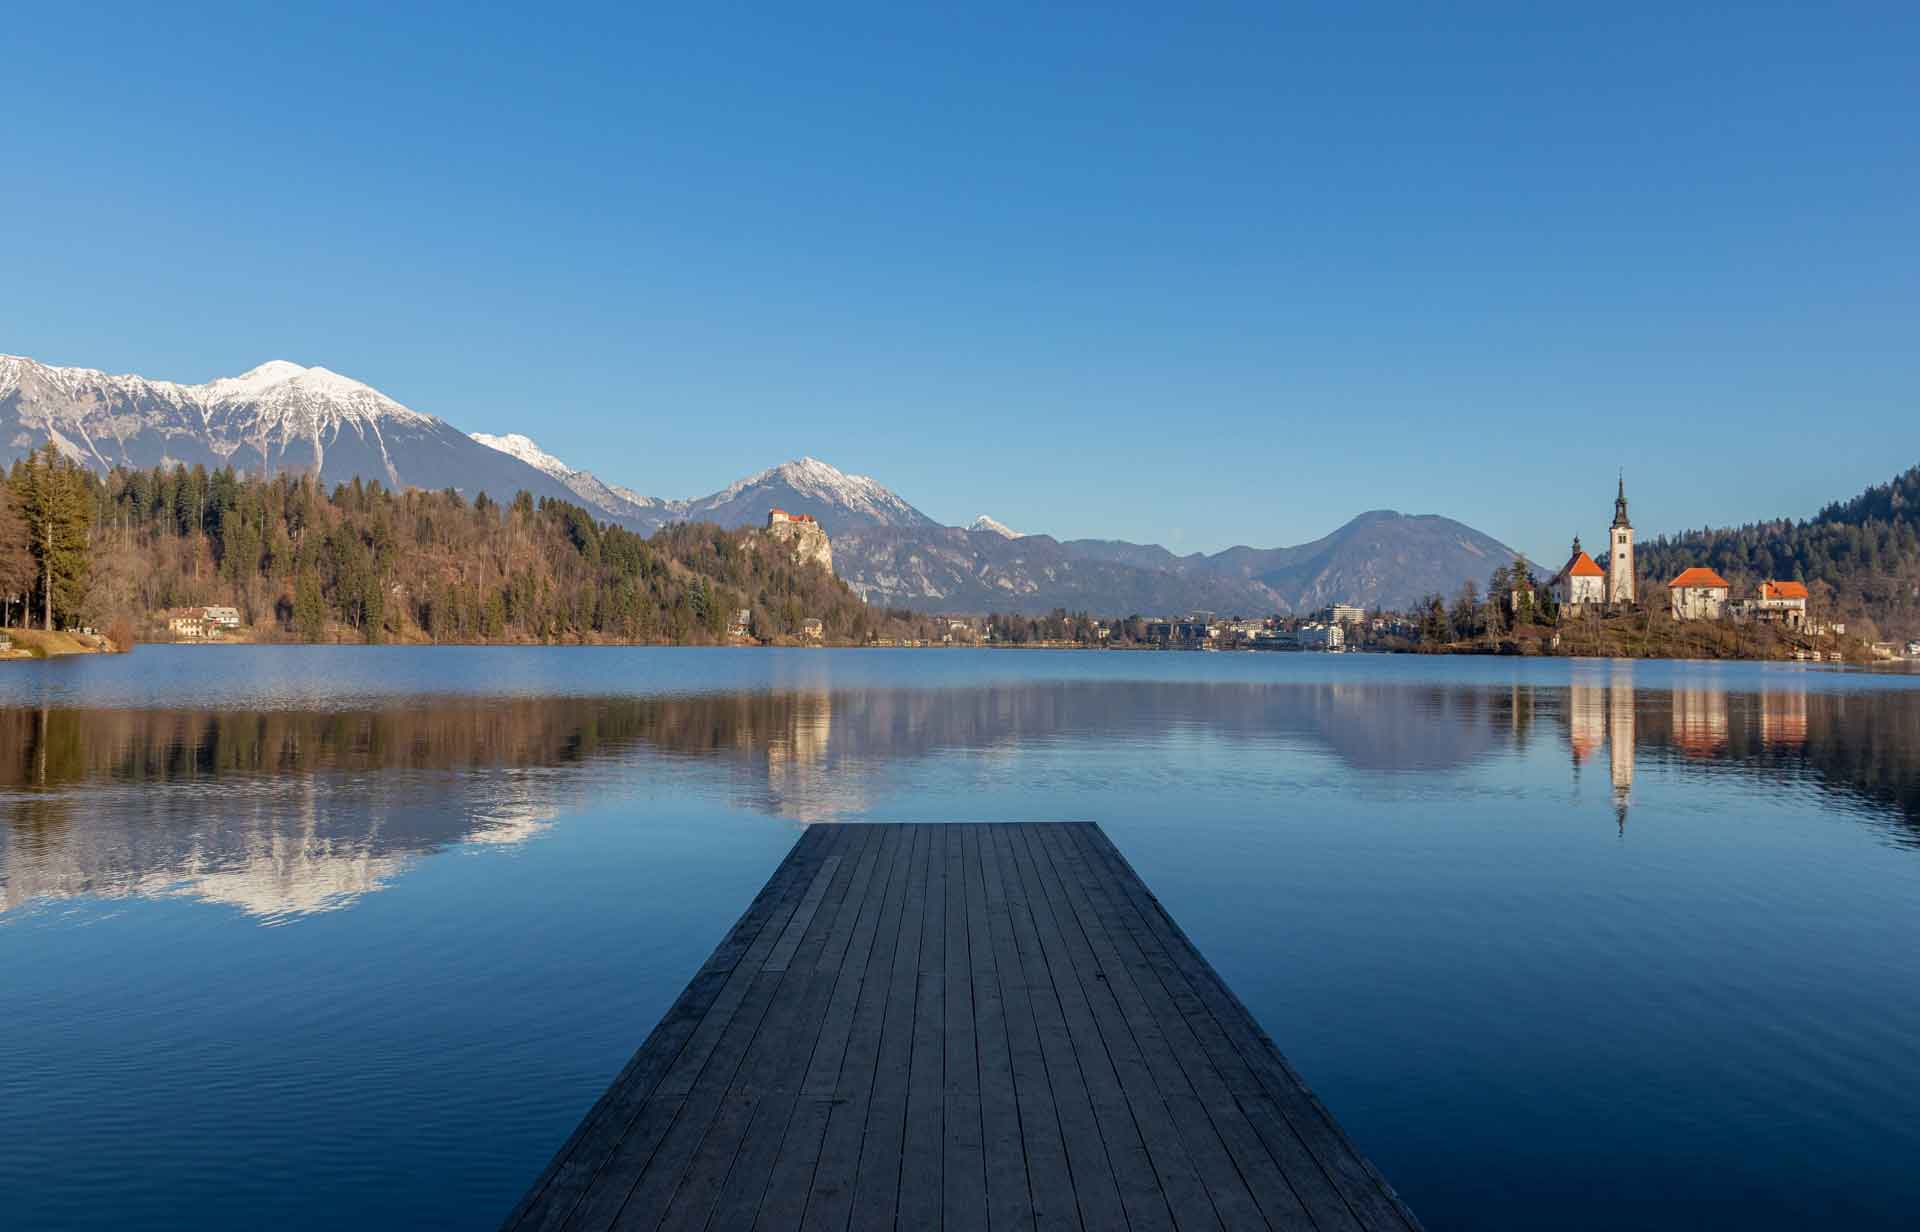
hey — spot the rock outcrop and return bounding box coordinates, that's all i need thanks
[762,509,834,573]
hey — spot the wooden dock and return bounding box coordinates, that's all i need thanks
[504,822,1421,1231]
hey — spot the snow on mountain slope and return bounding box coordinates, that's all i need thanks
[674,457,937,534]
[1,354,581,509]
[968,515,1023,538]
[470,432,571,479]
[470,431,669,522]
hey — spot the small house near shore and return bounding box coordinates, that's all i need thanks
[1732,581,1809,630]
[1669,567,1732,621]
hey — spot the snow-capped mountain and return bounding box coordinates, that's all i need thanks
[675,457,936,533]
[470,432,666,523]
[4,351,1521,615]
[0,354,583,508]
[468,436,934,535]
[968,515,1023,538]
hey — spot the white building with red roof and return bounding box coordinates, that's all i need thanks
[1668,567,1732,620]
[1550,536,1607,610]
[1733,580,1810,630]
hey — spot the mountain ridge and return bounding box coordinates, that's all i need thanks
[3,352,1519,615]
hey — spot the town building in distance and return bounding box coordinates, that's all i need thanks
[1550,537,1606,610]
[1731,580,1810,630]
[1669,567,1732,620]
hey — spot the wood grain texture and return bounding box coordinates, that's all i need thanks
[505,823,1421,1232]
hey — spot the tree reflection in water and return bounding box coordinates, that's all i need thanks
[5,676,1919,918]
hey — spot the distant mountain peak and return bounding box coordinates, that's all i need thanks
[969,515,1023,538]
[470,431,666,516]
[471,431,573,479]
[692,456,933,531]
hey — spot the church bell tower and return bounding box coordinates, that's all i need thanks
[1607,473,1635,606]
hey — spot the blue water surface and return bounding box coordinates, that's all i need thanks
[2,647,1917,1230]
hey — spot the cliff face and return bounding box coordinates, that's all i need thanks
[763,518,834,573]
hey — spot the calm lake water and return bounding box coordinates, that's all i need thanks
[3,647,1919,1230]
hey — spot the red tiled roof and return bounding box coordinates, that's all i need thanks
[1563,551,1604,578]
[1669,567,1731,590]
[1761,581,1809,600]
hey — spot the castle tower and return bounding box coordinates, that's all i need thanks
[1606,473,1635,606]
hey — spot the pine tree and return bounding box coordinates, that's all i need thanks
[0,480,35,627]
[19,443,93,631]
[295,568,326,640]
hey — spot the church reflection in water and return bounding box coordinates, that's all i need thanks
[1568,666,1639,830]
[3,672,1917,920]
[1561,668,1841,833]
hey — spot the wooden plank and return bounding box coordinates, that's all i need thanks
[752,825,907,1231]
[845,824,932,1231]
[575,829,863,1231]
[990,823,1130,1231]
[962,824,1033,1231]
[1029,821,1275,1232]
[1006,823,1184,1232]
[1065,824,1369,1231]
[510,823,1421,1232]
[685,827,889,1231]
[1040,823,1316,1232]
[941,825,989,1231]
[976,822,1074,1232]
[800,826,919,1232]
[1074,825,1423,1232]
[503,826,834,1232]
[899,821,948,1229]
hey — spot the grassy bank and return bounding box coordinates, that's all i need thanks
[1422,611,1868,662]
[3,628,117,658]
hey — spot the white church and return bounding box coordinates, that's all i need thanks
[1552,477,1636,612]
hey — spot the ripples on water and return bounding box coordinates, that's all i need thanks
[2,648,1919,1230]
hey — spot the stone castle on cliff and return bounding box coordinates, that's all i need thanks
[764,508,833,572]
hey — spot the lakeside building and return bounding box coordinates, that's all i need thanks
[203,605,241,629]
[1606,476,1636,606]
[1556,477,1636,610]
[1320,605,1365,626]
[1550,537,1607,610]
[167,612,208,640]
[1669,567,1732,620]
[1731,581,1809,630]
[1143,617,1218,648]
[1296,623,1345,651]
[800,618,824,640]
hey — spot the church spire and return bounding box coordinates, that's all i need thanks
[1612,470,1631,530]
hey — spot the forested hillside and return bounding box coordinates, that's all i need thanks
[1638,464,1920,640]
[1,447,934,645]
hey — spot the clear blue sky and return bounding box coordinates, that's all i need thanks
[5,3,1915,557]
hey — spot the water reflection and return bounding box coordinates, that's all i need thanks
[6,675,1920,919]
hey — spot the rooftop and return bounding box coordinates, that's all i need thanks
[1669,567,1732,590]
[1562,551,1604,578]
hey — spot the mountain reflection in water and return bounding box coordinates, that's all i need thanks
[5,674,1920,919]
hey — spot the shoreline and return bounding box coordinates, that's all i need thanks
[1,628,119,660]
[79,637,1919,666]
